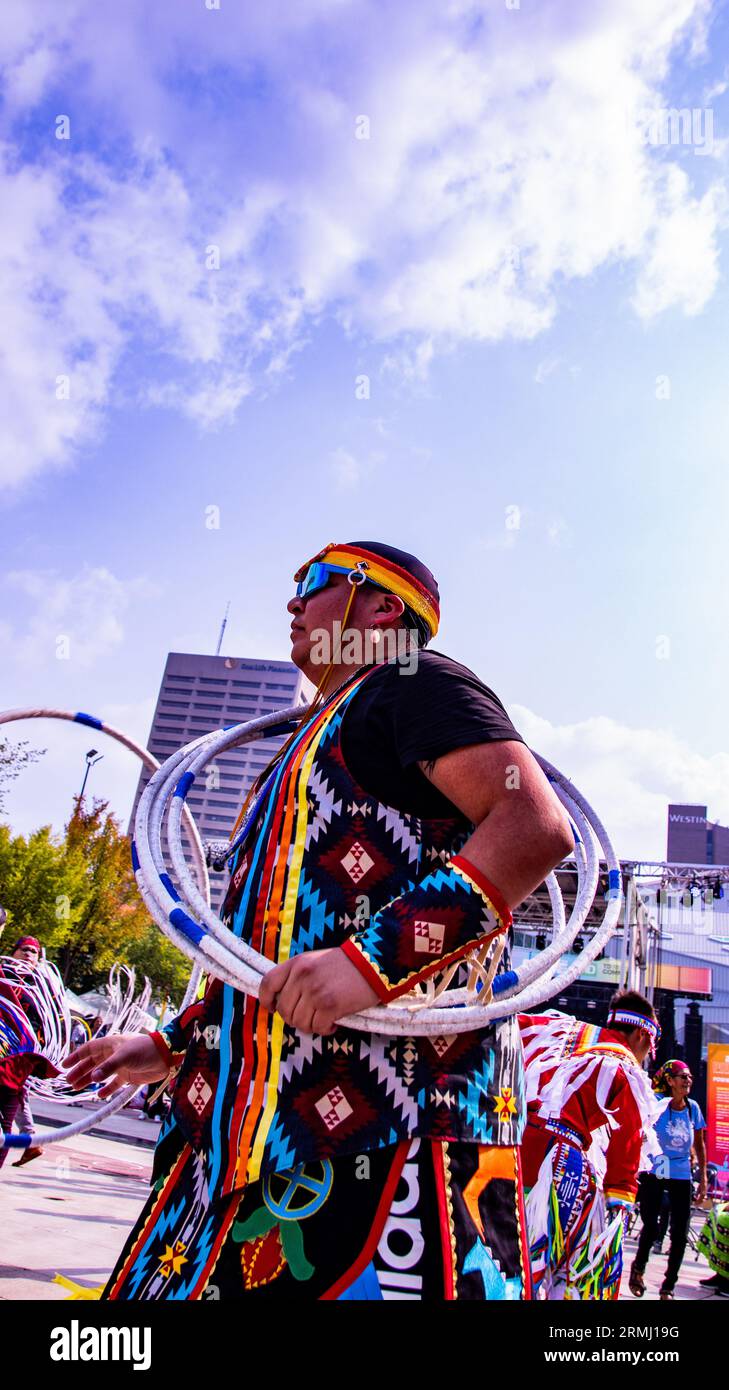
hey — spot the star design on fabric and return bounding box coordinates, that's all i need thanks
[158,1240,188,1279]
[493,1086,518,1123]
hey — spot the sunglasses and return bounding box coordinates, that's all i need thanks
[295,561,349,598]
[295,562,386,600]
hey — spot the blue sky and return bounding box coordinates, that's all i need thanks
[2,0,729,859]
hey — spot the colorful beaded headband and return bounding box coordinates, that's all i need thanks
[294,542,440,639]
[608,1008,661,1053]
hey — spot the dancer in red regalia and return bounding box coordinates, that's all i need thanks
[519,989,662,1299]
[0,938,57,1171]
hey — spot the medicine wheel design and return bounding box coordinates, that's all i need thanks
[262,1160,335,1220]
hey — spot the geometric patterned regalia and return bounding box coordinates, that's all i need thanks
[105,666,529,1300]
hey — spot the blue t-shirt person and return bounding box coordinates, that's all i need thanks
[651,1097,706,1181]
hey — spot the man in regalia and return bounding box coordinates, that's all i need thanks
[68,541,573,1300]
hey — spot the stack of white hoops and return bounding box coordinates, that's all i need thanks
[0,704,623,1147]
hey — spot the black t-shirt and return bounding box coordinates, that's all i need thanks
[340,649,524,820]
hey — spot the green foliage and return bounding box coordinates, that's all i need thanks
[0,798,190,1004]
[0,823,72,943]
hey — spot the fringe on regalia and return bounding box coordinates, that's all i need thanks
[525,1148,625,1299]
[520,1011,663,1299]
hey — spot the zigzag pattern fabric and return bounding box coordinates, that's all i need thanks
[159,665,524,1196]
[341,854,511,999]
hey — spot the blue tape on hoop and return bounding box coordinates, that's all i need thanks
[606,869,622,900]
[131,839,140,872]
[0,1133,32,1149]
[169,907,205,945]
[74,712,103,731]
[161,873,181,903]
[175,771,195,799]
[492,971,519,996]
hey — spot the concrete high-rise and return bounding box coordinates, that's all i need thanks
[130,652,306,913]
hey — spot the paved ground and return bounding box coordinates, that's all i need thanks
[1,1120,725,1301]
[0,1129,153,1300]
[620,1211,724,1302]
[29,1094,160,1149]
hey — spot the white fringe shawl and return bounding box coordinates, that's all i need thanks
[521,1010,663,1183]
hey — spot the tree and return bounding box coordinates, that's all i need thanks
[55,797,189,996]
[0,823,71,942]
[0,736,45,814]
[0,799,191,1003]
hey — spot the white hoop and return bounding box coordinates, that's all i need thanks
[0,707,211,1150]
[131,705,624,1036]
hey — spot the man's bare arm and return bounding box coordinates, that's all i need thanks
[261,739,574,1032]
[418,739,574,908]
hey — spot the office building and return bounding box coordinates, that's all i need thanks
[667,804,729,865]
[130,652,306,913]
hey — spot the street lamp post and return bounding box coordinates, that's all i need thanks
[79,748,104,801]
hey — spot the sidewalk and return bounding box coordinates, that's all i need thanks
[620,1212,723,1303]
[29,1094,160,1149]
[1,1131,724,1301]
[0,1130,152,1300]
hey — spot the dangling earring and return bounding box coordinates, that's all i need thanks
[371,629,382,645]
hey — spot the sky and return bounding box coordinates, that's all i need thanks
[1,0,729,861]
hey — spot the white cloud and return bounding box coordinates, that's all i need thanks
[535,357,562,385]
[632,168,725,317]
[704,74,729,102]
[329,448,361,490]
[0,0,725,488]
[0,566,155,671]
[512,703,729,861]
